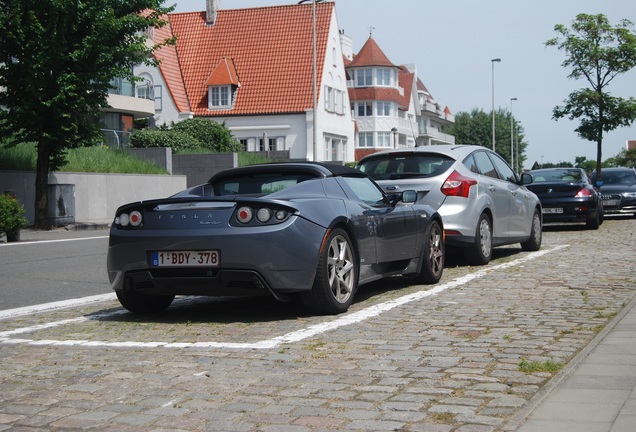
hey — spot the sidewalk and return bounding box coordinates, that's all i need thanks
[507,296,636,431]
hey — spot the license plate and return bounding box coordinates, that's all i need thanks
[151,250,220,267]
[542,208,563,214]
[602,199,619,207]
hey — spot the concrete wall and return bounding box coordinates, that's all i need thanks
[173,152,237,187]
[0,171,187,226]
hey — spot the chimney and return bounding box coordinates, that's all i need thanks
[206,0,220,26]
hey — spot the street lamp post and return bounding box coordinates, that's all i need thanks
[491,58,501,151]
[298,0,323,161]
[510,97,517,171]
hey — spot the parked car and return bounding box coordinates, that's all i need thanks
[107,162,445,315]
[526,167,603,229]
[356,144,542,265]
[590,167,636,217]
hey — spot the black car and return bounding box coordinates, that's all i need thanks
[526,168,603,229]
[107,162,445,315]
[590,167,636,217]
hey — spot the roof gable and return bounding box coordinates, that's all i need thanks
[206,57,240,87]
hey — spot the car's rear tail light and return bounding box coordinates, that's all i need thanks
[115,210,143,229]
[256,208,272,223]
[237,206,253,224]
[441,170,478,198]
[129,211,142,227]
[234,205,292,226]
[275,210,288,220]
[575,188,592,197]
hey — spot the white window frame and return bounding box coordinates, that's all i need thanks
[356,101,372,117]
[208,85,232,109]
[376,101,391,116]
[358,132,374,147]
[377,131,391,147]
[355,68,372,87]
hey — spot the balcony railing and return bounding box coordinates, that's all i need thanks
[108,78,153,100]
[101,129,132,149]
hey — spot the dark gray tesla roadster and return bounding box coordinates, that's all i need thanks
[107,162,444,315]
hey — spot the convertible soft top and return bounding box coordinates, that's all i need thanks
[208,162,365,184]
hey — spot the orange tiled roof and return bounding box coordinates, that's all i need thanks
[153,20,190,113]
[158,3,333,117]
[397,66,414,111]
[348,87,404,107]
[348,37,395,68]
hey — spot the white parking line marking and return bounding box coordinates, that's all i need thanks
[0,235,108,247]
[0,293,116,320]
[0,245,568,350]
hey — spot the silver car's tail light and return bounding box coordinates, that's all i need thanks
[237,206,254,224]
[441,170,478,198]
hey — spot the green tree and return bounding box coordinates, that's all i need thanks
[0,0,174,229]
[546,14,636,184]
[447,108,527,171]
[611,148,636,168]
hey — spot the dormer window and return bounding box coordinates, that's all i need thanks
[209,85,233,109]
[205,57,240,111]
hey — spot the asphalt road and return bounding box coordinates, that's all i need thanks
[0,229,111,310]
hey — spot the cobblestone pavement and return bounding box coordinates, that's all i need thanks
[1,218,635,431]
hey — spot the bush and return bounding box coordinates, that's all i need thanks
[130,129,201,153]
[170,118,243,152]
[0,193,28,238]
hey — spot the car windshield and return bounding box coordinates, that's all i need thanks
[357,153,454,180]
[212,172,319,196]
[531,169,584,183]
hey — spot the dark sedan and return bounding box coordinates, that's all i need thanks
[526,167,603,229]
[590,167,636,217]
[107,162,445,315]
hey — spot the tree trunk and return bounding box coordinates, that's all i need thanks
[33,142,51,231]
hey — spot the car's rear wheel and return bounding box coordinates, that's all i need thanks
[116,289,175,313]
[521,208,542,251]
[465,213,492,265]
[412,219,444,284]
[301,228,358,315]
[586,209,601,229]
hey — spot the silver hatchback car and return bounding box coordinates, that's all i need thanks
[357,144,542,265]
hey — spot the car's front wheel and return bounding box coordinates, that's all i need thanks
[116,290,175,313]
[465,213,492,265]
[301,228,358,315]
[412,219,444,284]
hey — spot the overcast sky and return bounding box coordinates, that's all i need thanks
[171,0,636,168]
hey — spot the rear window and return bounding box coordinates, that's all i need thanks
[212,172,319,196]
[357,153,454,180]
[532,169,584,183]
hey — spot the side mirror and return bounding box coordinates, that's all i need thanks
[401,190,417,203]
[520,173,533,185]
